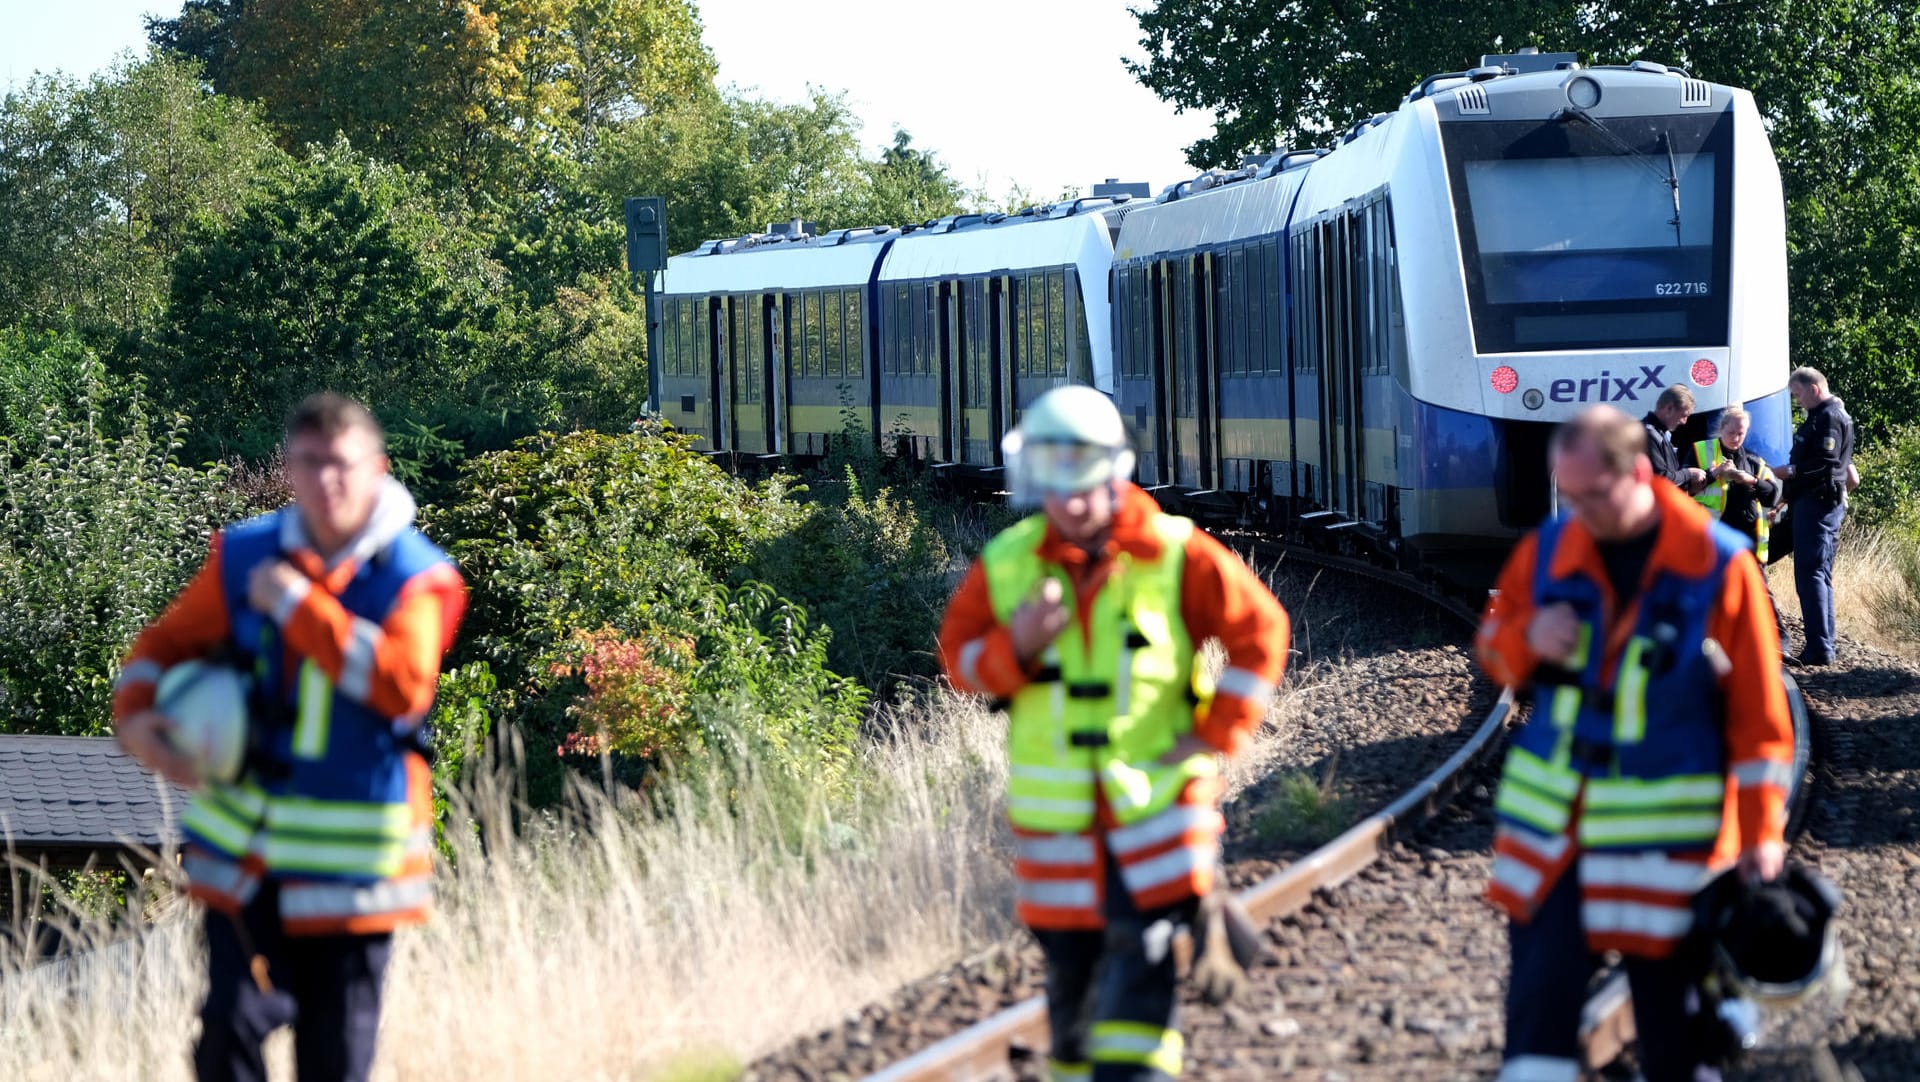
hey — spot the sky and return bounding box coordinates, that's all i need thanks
[0,0,1219,201]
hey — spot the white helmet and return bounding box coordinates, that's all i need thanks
[1002,385,1136,506]
[155,660,251,786]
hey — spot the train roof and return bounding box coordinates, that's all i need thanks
[1111,163,1314,259]
[880,205,1121,281]
[663,228,894,294]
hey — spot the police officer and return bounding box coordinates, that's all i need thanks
[1642,384,1710,496]
[1774,367,1855,666]
[938,385,1289,1082]
[1688,406,1784,636]
[115,394,467,1082]
[1478,406,1794,1082]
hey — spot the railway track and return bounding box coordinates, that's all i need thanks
[742,541,1817,1080]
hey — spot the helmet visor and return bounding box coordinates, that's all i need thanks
[1020,441,1123,496]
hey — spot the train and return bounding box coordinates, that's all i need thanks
[650,49,1791,587]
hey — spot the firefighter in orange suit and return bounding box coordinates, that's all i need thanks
[1476,406,1794,1082]
[938,385,1289,1082]
[114,393,466,1082]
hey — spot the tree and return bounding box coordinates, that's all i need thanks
[148,143,514,461]
[157,0,715,201]
[862,128,967,227]
[0,53,280,336]
[143,0,245,89]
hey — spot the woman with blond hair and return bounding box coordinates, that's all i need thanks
[1690,406,1785,635]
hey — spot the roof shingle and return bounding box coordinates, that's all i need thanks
[0,735,187,853]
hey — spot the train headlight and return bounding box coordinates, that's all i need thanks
[1692,358,1719,386]
[1523,389,1546,410]
[1491,365,1519,394]
[1566,75,1603,110]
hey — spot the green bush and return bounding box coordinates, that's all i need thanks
[744,463,957,691]
[0,326,100,457]
[0,362,243,734]
[432,426,863,803]
[1848,423,1920,533]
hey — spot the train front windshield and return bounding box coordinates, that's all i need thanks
[1442,111,1734,354]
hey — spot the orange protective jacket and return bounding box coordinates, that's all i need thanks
[1476,478,1794,876]
[939,483,1290,760]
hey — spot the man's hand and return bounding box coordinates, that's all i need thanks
[1772,463,1795,481]
[1680,466,1710,494]
[116,709,201,788]
[1157,734,1218,767]
[1526,603,1583,666]
[1738,839,1786,884]
[248,560,305,616]
[1010,577,1070,664]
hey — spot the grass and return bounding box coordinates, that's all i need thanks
[1248,759,1353,849]
[1769,521,1920,662]
[1,696,1016,1081]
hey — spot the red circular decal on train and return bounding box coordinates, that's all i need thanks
[1691,358,1719,386]
[1491,365,1519,394]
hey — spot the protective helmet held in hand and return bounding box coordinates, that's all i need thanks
[1001,385,1135,506]
[155,660,251,786]
[1695,862,1844,1006]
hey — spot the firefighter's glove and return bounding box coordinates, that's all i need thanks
[1190,890,1263,1006]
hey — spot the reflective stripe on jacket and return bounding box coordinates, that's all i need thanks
[1475,480,1794,957]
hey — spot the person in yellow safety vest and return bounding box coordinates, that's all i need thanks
[1478,406,1794,1082]
[114,393,466,1082]
[938,384,1291,1082]
[1689,407,1786,640]
[1689,406,1781,563]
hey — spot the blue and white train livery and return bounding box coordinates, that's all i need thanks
[651,50,1791,581]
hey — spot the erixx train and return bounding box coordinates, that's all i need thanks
[651,50,1791,579]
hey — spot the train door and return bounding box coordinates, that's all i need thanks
[1316,217,1364,519]
[1146,261,1173,487]
[957,279,994,465]
[992,275,1016,444]
[773,293,791,455]
[712,296,732,451]
[939,280,957,461]
[1196,252,1220,490]
[1163,254,1215,490]
[727,293,772,454]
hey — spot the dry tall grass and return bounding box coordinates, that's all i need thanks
[2,697,1015,1081]
[1769,522,1920,661]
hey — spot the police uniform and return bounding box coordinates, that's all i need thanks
[1784,395,1855,663]
[1476,479,1795,1082]
[939,482,1288,1082]
[114,477,466,1082]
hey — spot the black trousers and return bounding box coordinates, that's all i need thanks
[1030,852,1197,1082]
[196,882,393,1082]
[1503,867,1718,1082]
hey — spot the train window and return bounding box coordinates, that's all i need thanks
[798,292,818,378]
[743,297,763,404]
[698,298,713,379]
[1441,112,1732,352]
[1259,239,1274,374]
[1234,247,1252,377]
[891,284,909,375]
[1133,266,1149,380]
[1071,272,1091,383]
[845,290,864,378]
[1047,270,1067,378]
[1245,248,1263,376]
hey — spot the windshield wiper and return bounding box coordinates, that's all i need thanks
[1555,108,1684,246]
